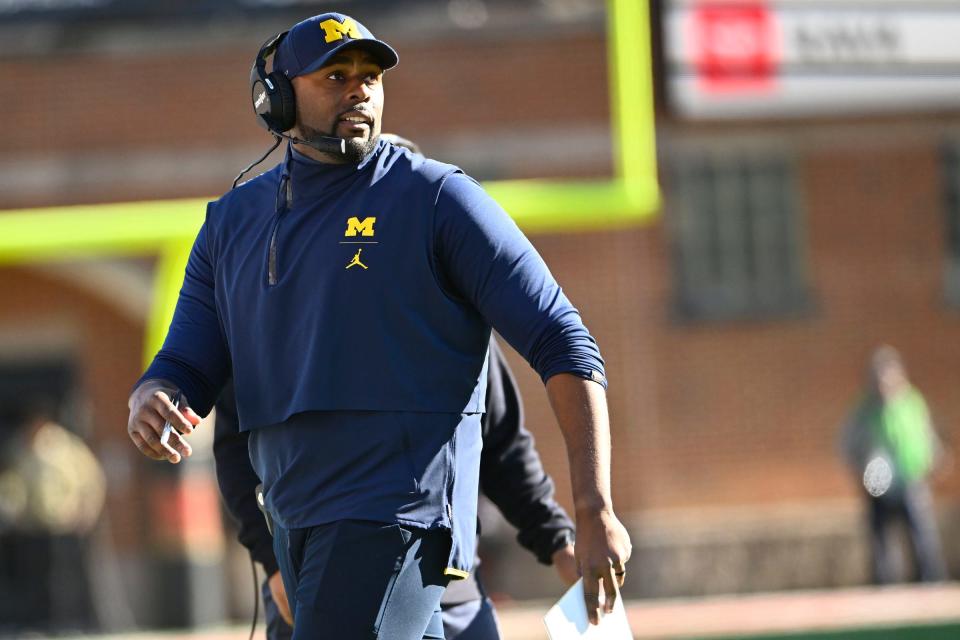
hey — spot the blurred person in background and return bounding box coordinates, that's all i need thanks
[840,345,950,584]
[0,398,105,631]
[214,337,578,640]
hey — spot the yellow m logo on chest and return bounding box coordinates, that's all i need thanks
[345,216,376,237]
[319,18,362,43]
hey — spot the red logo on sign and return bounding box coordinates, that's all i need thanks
[691,1,778,93]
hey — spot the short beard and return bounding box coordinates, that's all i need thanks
[301,123,379,164]
[342,135,379,164]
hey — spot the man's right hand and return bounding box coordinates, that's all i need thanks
[268,570,294,626]
[127,381,201,464]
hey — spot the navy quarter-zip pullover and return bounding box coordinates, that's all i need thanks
[141,140,604,576]
[212,337,576,601]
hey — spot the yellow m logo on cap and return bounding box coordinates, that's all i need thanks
[320,18,362,43]
[345,216,376,237]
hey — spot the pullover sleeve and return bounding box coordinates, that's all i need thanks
[434,173,605,386]
[480,340,576,564]
[137,214,231,416]
[212,381,278,575]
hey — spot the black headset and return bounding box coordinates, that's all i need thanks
[250,31,297,134]
[234,30,344,188]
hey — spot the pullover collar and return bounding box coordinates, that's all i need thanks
[279,139,387,208]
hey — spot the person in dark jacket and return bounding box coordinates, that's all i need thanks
[214,338,577,640]
[839,346,949,584]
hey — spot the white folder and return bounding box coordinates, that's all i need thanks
[543,578,633,639]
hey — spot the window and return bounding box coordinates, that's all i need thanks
[942,142,960,307]
[667,150,810,321]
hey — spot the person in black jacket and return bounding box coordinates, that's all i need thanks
[213,338,578,640]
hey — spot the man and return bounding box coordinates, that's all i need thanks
[840,346,949,584]
[127,12,630,638]
[214,338,579,639]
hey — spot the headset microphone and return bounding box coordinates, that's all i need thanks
[276,130,346,155]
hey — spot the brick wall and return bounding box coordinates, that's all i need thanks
[0,28,610,208]
[484,119,960,595]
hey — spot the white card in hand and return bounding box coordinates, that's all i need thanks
[543,578,633,640]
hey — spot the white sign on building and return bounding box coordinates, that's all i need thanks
[665,0,960,118]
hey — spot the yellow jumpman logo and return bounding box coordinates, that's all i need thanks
[346,247,368,270]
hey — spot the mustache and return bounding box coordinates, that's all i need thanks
[326,106,375,137]
[337,106,374,120]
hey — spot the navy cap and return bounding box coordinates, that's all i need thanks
[275,13,398,79]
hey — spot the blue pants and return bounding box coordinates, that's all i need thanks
[440,598,502,640]
[264,566,503,640]
[868,482,947,584]
[273,519,448,639]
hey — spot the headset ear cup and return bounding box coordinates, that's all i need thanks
[269,72,297,133]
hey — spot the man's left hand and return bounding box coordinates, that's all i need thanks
[575,508,631,625]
